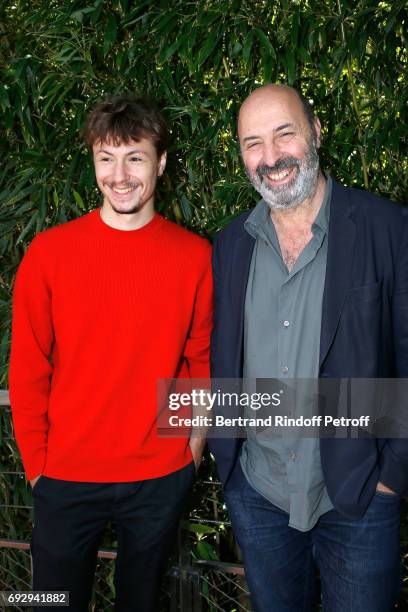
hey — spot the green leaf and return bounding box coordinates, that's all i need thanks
[37,188,47,231]
[290,11,299,47]
[160,33,188,62]
[195,541,219,561]
[180,194,192,221]
[151,9,178,34]
[70,7,95,23]
[297,45,310,63]
[262,51,273,83]
[286,48,296,85]
[0,85,10,110]
[72,190,85,210]
[191,110,199,132]
[16,212,38,245]
[242,31,253,65]
[232,41,242,56]
[5,185,37,207]
[116,51,125,71]
[255,28,276,60]
[197,31,220,67]
[385,16,396,35]
[184,521,216,535]
[104,13,118,55]
[199,11,219,27]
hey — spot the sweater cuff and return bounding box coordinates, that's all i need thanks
[23,450,47,481]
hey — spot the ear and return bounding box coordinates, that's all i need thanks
[313,117,322,148]
[158,152,167,176]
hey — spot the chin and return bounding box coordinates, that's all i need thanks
[109,202,143,215]
[258,183,299,209]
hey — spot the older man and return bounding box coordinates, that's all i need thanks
[209,84,408,611]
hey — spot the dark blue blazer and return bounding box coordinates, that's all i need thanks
[209,180,408,518]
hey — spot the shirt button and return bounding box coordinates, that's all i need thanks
[282,366,289,374]
[283,320,290,327]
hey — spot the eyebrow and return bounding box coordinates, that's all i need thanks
[96,149,147,156]
[275,122,294,132]
[242,122,295,143]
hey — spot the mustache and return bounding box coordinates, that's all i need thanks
[106,182,139,189]
[257,157,300,179]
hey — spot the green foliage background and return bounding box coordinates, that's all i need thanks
[0,0,407,607]
[1,0,407,380]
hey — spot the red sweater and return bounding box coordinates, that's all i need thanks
[9,210,213,481]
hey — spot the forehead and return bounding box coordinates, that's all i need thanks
[238,89,307,139]
[92,136,157,156]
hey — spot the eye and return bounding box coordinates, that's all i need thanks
[129,156,142,162]
[99,157,112,162]
[247,142,261,150]
[280,132,294,138]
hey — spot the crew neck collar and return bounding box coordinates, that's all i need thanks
[90,208,164,237]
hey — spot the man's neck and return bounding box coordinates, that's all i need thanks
[269,171,327,231]
[100,202,155,231]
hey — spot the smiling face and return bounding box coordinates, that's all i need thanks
[238,85,321,210]
[93,137,166,218]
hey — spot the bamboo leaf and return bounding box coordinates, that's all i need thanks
[197,30,220,67]
[242,30,253,66]
[195,541,219,560]
[72,190,85,210]
[159,33,188,62]
[180,194,192,221]
[0,85,10,110]
[286,48,296,85]
[70,7,95,23]
[183,521,216,535]
[15,212,38,244]
[255,28,276,60]
[103,13,118,55]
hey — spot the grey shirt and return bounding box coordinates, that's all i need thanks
[240,177,334,531]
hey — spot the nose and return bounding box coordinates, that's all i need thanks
[262,141,283,168]
[112,159,127,183]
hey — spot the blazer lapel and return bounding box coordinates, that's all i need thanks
[230,229,255,376]
[319,181,357,370]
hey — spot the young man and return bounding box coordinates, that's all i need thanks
[9,95,212,611]
[209,84,408,611]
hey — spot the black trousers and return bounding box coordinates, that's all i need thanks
[31,462,195,612]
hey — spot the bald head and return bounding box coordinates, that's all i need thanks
[238,84,316,141]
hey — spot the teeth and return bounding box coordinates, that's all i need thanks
[112,187,133,194]
[266,169,291,181]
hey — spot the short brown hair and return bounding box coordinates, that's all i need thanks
[83,95,168,156]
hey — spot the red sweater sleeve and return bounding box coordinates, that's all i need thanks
[182,244,213,380]
[9,236,54,480]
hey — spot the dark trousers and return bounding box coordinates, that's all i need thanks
[223,461,401,612]
[31,462,195,612]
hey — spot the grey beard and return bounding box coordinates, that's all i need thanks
[249,145,320,211]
